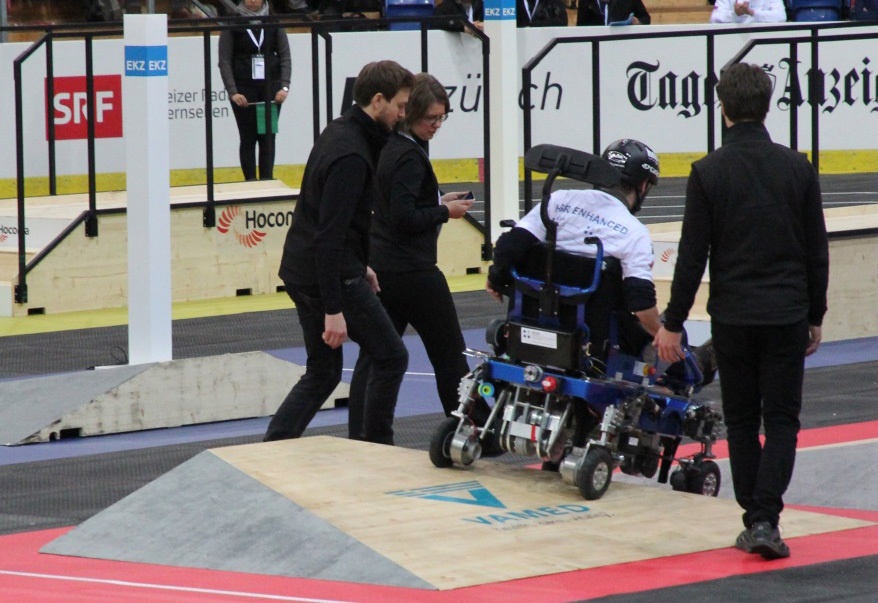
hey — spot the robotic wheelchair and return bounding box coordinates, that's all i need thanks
[429,144,724,500]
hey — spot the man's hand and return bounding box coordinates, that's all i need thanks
[274,88,289,104]
[231,93,248,108]
[653,326,685,363]
[323,312,347,349]
[485,279,504,303]
[806,325,822,357]
[365,266,380,294]
[442,192,474,219]
[734,1,754,16]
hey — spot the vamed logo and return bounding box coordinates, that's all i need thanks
[387,480,506,509]
[217,205,267,248]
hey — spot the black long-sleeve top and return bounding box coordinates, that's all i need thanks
[370,132,450,273]
[279,106,389,314]
[663,121,829,332]
[516,0,569,27]
[576,0,651,26]
[432,0,484,32]
[217,21,291,96]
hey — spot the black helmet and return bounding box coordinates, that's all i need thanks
[601,139,660,188]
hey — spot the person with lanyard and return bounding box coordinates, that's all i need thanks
[516,0,569,27]
[576,0,651,26]
[218,0,291,181]
[351,73,497,443]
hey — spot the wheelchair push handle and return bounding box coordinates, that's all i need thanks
[580,236,605,295]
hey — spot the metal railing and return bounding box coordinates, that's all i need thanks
[521,20,875,212]
[6,13,489,305]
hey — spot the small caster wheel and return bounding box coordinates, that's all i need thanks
[429,417,459,468]
[670,468,688,492]
[687,460,721,497]
[576,447,614,500]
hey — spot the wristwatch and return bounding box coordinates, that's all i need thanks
[282,86,289,92]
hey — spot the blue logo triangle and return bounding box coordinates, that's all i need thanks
[387,481,507,509]
[421,488,506,509]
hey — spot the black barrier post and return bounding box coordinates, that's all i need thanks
[809,28,820,174]
[84,35,98,237]
[46,36,57,196]
[203,30,216,227]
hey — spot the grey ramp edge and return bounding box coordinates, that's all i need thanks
[0,364,151,446]
[41,449,435,589]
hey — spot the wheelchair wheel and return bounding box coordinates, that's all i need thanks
[429,417,459,468]
[670,468,688,492]
[576,447,614,500]
[485,318,508,355]
[687,460,721,497]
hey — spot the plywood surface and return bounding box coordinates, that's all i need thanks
[211,436,872,590]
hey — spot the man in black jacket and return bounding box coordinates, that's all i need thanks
[654,63,829,560]
[266,61,415,445]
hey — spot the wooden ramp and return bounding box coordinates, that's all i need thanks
[42,436,873,590]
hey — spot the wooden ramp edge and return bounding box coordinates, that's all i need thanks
[42,437,874,591]
[0,352,347,445]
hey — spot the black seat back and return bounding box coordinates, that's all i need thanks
[509,246,625,365]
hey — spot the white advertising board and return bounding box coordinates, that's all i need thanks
[0,22,875,181]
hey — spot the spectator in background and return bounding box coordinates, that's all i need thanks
[577,0,651,26]
[169,0,219,18]
[218,0,291,181]
[709,0,786,23]
[433,0,484,33]
[517,0,569,26]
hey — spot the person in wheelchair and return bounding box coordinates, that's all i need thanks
[485,138,716,385]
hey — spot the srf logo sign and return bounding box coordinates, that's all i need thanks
[46,75,123,140]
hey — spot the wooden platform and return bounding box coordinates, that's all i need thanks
[42,436,874,590]
[650,204,878,343]
[0,182,490,316]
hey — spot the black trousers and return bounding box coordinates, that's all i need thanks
[229,82,281,181]
[348,268,491,439]
[264,277,408,445]
[712,319,809,529]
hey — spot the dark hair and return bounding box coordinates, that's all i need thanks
[401,73,450,132]
[352,60,415,107]
[716,63,772,123]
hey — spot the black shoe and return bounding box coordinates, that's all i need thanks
[749,521,790,560]
[734,528,756,553]
[694,339,718,386]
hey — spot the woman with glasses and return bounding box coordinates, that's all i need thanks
[353,73,495,436]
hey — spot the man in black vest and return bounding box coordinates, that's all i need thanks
[267,61,415,445]
[654,63,829,560]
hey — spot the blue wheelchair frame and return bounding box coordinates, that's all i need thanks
[428,144,723,500]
